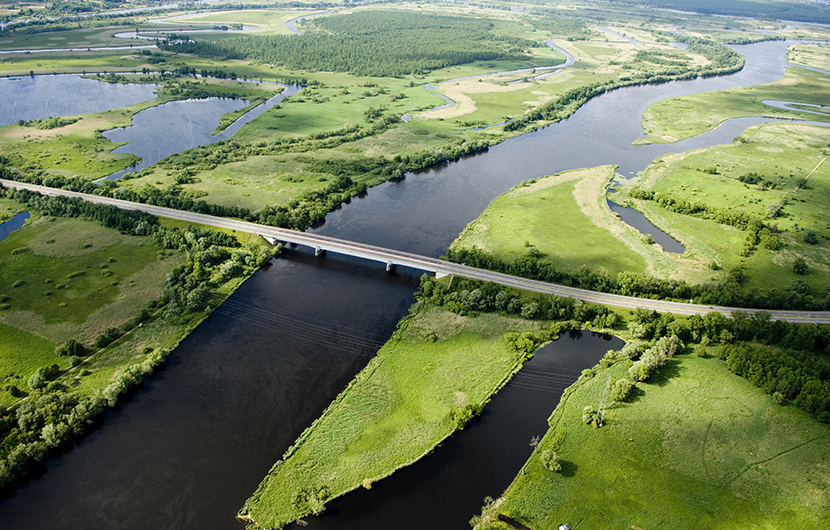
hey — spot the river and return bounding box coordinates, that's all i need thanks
[0,40,818,529]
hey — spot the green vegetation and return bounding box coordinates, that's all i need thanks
[161,10,550,77]
[0,186,277,487]
[475,353,830,530]
[789,43,830,72]
[626,123,830,298]
[451,166,649,278]
[609,0,830,25]
[639,63,830,144]
[240,303,550,529]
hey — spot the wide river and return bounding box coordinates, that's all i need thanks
[0,40,815,529]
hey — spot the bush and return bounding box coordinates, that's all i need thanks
[540,449,562,472]
[793,257,809,275]
[451,403,483,429]
[610,378,634,402]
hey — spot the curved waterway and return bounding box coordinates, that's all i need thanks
[103,84,302,180]
[0,40,822,529]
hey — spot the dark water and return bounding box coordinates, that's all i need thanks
[0,75,158,127]
[0,212,29,241]
[607,200,686,254]
[0,40,814,529]
[104,84,303,179]
[300,332,622,530]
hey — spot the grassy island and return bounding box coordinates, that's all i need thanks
[240,303,550,529]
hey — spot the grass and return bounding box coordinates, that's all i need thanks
[638,63,830,144]
[451,166,647,276]
[789,43,830,71]
[0,208,185,343]
[0,323,58,408]
[157,9,319,36]
[240,304,548,529]
[450,165,718,285]
[486,354,830,530]
[633,123,830,292]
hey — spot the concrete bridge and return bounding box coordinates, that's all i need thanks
[3,178,829,324]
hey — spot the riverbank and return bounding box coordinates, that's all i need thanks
[0,188,278,489]
[479,352,830,529]
[239,303,551,529]
[638,58,830,144]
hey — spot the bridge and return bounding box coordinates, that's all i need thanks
[3,178,828,324]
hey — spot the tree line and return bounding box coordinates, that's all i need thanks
[446,246,829,311]
[419,273,830,423]
[505,38,743,132]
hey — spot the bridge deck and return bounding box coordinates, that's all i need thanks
[2,179,828,324]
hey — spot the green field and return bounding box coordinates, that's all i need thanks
[450,166,717,286]
[639,63,830,144]
[0,207,184,343]
[484,354,830,530]
[240,304,548,529]
[632,123,830,292]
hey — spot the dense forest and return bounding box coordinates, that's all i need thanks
[160,10,539,77]
[604,0,830,24]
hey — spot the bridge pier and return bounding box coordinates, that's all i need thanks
[386,261,395,272]
[314,247,325,256]
[259,235,280,246]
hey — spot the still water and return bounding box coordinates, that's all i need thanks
[103,84,303,179]
[0,41,818,529]
[0,74,158,127]
[0,212,30,241]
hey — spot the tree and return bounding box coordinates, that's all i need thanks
[793,257,809,275]
[804,230,819,245]
[540,449,562,472]
[610,378,634,402]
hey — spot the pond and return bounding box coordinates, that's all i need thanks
[0,74,158,127]
[0,211,30,242]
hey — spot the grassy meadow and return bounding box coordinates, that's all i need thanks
[240,304,548,529]
[450,166,716,285]
[0,202,186,406]
[632,123,830,292]
[485,354,830,530]
[638,62,830,144]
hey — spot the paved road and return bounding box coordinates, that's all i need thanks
[3,179,828,324]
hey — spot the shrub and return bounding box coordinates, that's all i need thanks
[610,378,634,402]
[793,257,808,275]
[451,403,483,429]
[540,449,562,472]
[12,280,24,288]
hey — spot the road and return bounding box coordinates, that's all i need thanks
[3,178,828,324]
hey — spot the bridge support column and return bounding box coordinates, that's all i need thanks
[259,235,279,246]
[386,261,395,272]
[314,247,325,256]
